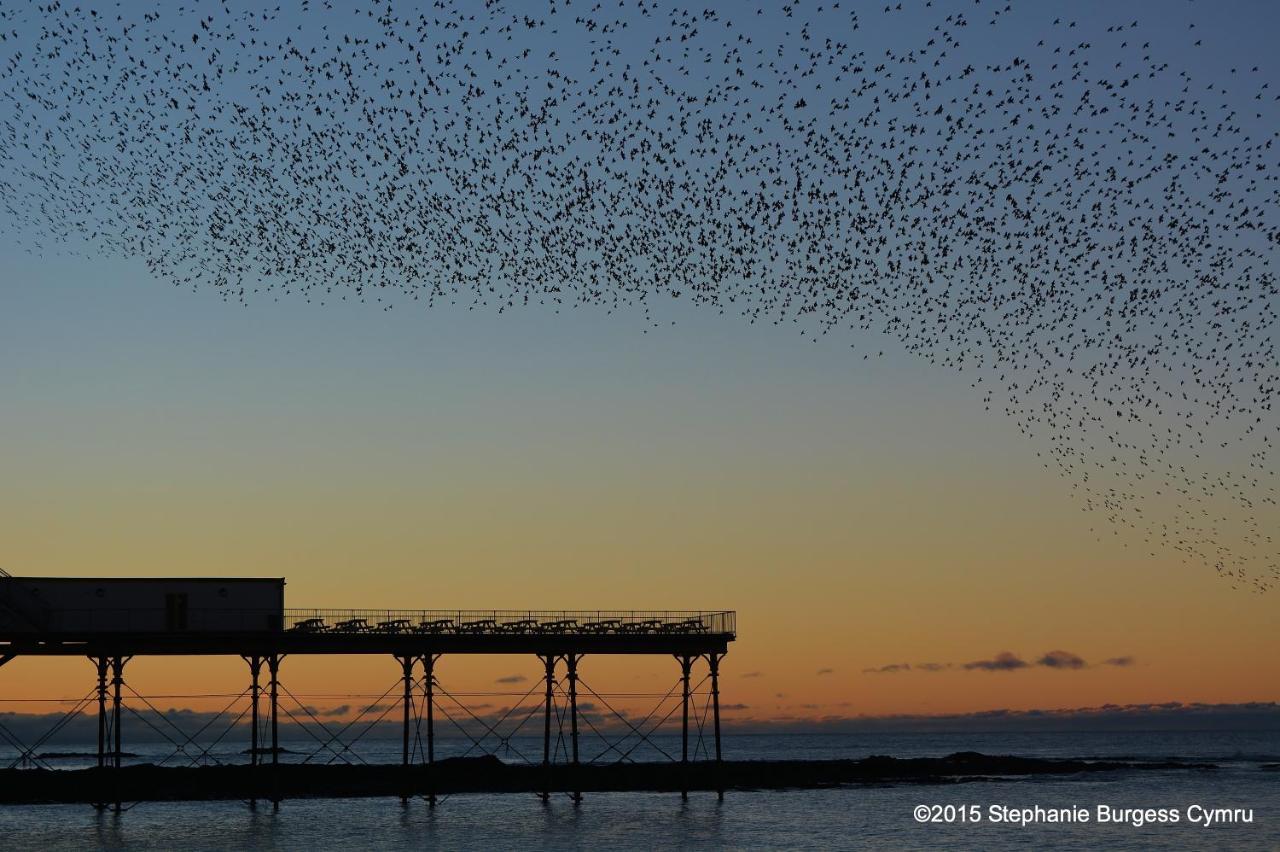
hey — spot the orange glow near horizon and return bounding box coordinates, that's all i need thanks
[1,258,1277,727]
[0,489,1275,725]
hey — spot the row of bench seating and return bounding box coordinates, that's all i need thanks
[288,617,710,635]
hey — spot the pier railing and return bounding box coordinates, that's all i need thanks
[5,608,736,637]
[282,609,736,637]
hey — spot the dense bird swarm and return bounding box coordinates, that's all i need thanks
[1,1,1276,589]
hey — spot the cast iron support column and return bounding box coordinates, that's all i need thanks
[400,654,413,803]
[566,653,581,803]
[267,653,281,806]
[111,656,126,811]
[245,655,263,807]
[709,652,723,800]
[111,657,124,771]
[424,654,436,806]
[245,656,262,767]
[93,656,108,770]
[541,654,556,802]
[679,654,692,801]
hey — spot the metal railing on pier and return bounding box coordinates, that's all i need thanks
[282,609,736,637]
[5,608,736,638]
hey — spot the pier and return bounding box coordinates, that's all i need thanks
[0,574,735,809]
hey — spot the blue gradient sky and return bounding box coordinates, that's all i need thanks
[1,1,1277,719]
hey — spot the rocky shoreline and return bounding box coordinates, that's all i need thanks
[0,752,1214,804]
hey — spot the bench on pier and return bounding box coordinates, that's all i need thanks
[659,619,708,634]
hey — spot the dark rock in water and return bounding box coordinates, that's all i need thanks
[1261,763,1280,771]
[0,753,1218,804]
[435,754,505,770]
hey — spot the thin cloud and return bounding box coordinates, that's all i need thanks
[740,671,763,679]
[495,674,528,684]
[862,663,911,674]
[963,652,1029,672]
[864,651,1130,674]
[1037,650,1086,670]
[816,668,835,676]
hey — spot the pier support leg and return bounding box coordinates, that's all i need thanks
[541,654,556,802]
[709,653,723,800]
[93,657,108,771]
[424,654,436,807]
[244,655,262,807]
[679,654,692,801]
[245,656,262,767]
[110,656,127,812]
[267,653,281,806]
[111,657,124,771]
[567,653,581,804]
[399,655,413,803]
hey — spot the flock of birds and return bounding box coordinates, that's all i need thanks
[0,1,1276,589]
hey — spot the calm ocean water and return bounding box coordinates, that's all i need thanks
[2,731,1277,850]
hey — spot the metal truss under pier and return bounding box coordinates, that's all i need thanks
[0,607,736,811]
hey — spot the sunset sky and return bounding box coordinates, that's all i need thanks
[1,0,1277,735]
[2,245,1276,725]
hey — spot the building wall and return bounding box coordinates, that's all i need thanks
[0,578,284,633]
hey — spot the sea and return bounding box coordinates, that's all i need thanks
[1,731,1277,850]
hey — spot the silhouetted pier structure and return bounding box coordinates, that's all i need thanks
[0,574,735,809]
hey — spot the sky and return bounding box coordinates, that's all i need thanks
[2,246,1276,726]
[0,0,1278,730]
